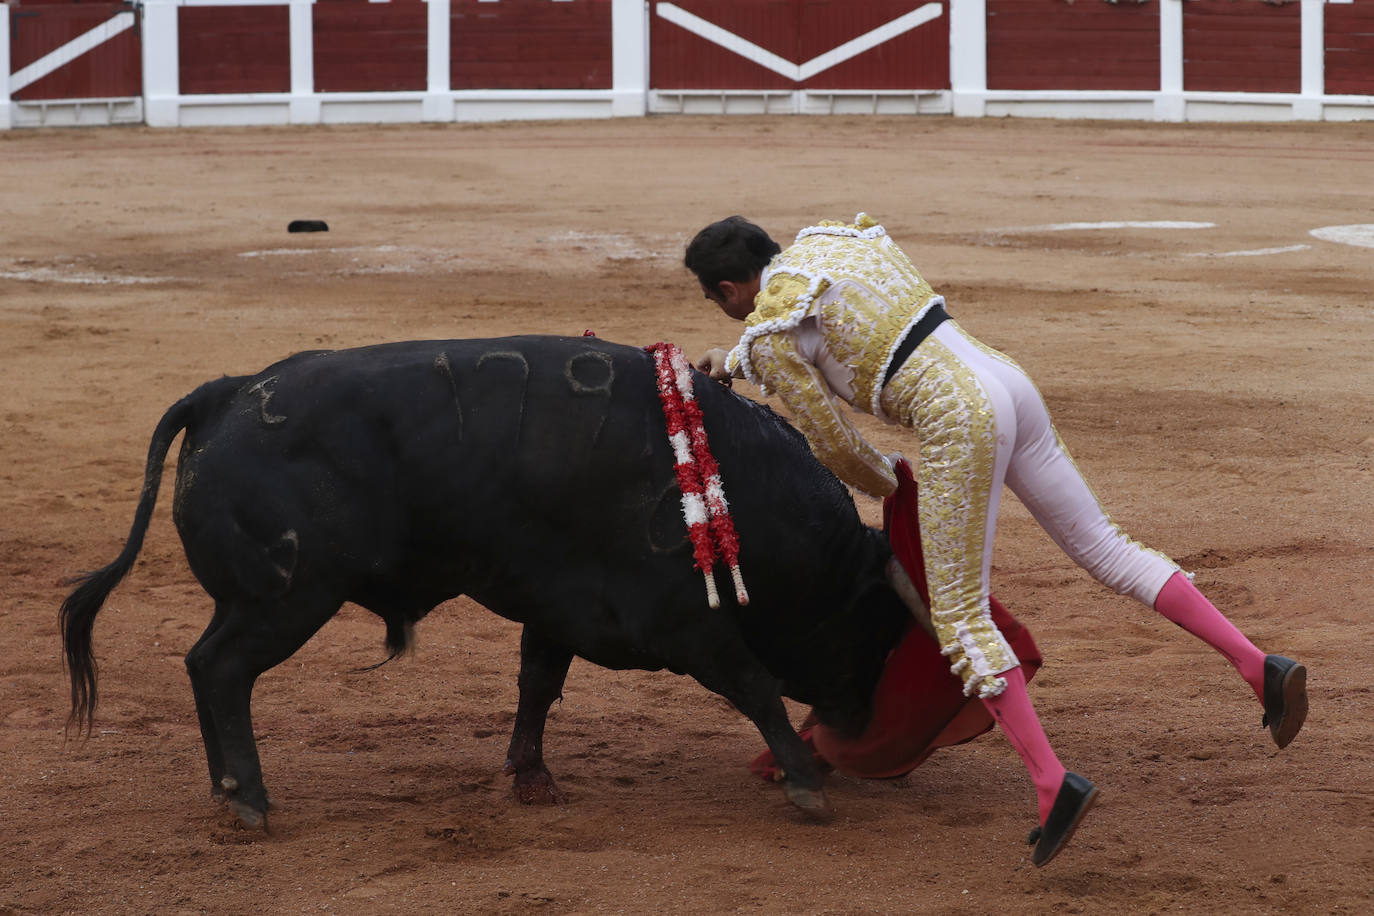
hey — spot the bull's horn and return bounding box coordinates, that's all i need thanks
[885,557,936,640]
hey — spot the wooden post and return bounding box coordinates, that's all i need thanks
[141,0,180,127]
[612,0,647,117]
[289,0,319,124]
[1157,0,1184,122]
[1296,0,1325,119]
[949,0,985,117]
[424,0,451,122]
[1,2,11,130]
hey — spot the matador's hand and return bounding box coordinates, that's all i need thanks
[695,348,733,386]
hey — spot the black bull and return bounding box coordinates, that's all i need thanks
[61,335,920,829]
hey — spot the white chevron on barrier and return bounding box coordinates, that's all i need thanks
[655,2,944,82]
[9,11,137,95]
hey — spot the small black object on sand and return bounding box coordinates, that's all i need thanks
[288,220,329,233]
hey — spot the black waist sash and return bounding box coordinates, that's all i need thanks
[881,301,949,389]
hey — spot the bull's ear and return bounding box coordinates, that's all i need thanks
[885,557,936,641]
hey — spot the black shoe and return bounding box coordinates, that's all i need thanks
[1026,772,1098,868]
[1262,655,1308,749]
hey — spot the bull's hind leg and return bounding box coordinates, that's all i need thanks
[502,627,574,805]
[186,603,231,800]
[184,592,340,829]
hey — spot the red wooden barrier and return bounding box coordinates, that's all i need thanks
[1326,0,1374,95]
[651,0,796,90]
[1183,0,1301,93]
[450,0,613,90]
[650,0,949,91]
[9,2,141,101]
[985,0,1159,92]
[800,0,949,90]
[178,6,291,95]
[7,0,1374,124]
[314,1,428,93]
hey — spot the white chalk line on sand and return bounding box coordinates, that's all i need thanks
[991,219,1374,258]
[1309,224,1374,249]
[239,237,677,263]
[238,245,406,258]
[538,230,680,261]
[0,264,179,285]
[994,220,1217,233]
[8,223,1360,285]
[237,245,468,275]
[1186,244,1312,259]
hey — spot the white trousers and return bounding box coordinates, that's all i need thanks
[881,321,1179,696]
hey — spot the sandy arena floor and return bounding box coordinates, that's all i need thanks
[2,116,1372,914]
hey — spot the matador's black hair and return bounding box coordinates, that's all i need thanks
[684,216,781,294]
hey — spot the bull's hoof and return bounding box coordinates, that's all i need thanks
[211,785,272,811]
[228,797,269,831]
[510,769,567,806]
[220,775,269,830]
[783,783,833,823]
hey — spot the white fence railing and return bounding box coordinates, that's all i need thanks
[3,0,1372,130]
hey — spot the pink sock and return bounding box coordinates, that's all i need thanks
[982,666,1066,824]
[1154,571,1266,699]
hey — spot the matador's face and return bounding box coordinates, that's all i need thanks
[702,273,761,321]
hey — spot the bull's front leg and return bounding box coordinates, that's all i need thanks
[690,649,833,823]
[502,627,574,805]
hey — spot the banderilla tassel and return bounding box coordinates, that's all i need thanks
[730,565,749,606]
[703,570,721,609]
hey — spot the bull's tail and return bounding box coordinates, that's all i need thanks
[59,376,241,736]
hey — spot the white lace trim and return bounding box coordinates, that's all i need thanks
[976,676,1008,699]
[940,614,1019,698]
[794,212,888,243]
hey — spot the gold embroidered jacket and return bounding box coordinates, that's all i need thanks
[726,214,943,498]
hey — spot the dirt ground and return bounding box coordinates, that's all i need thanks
[2,116,1372,915]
